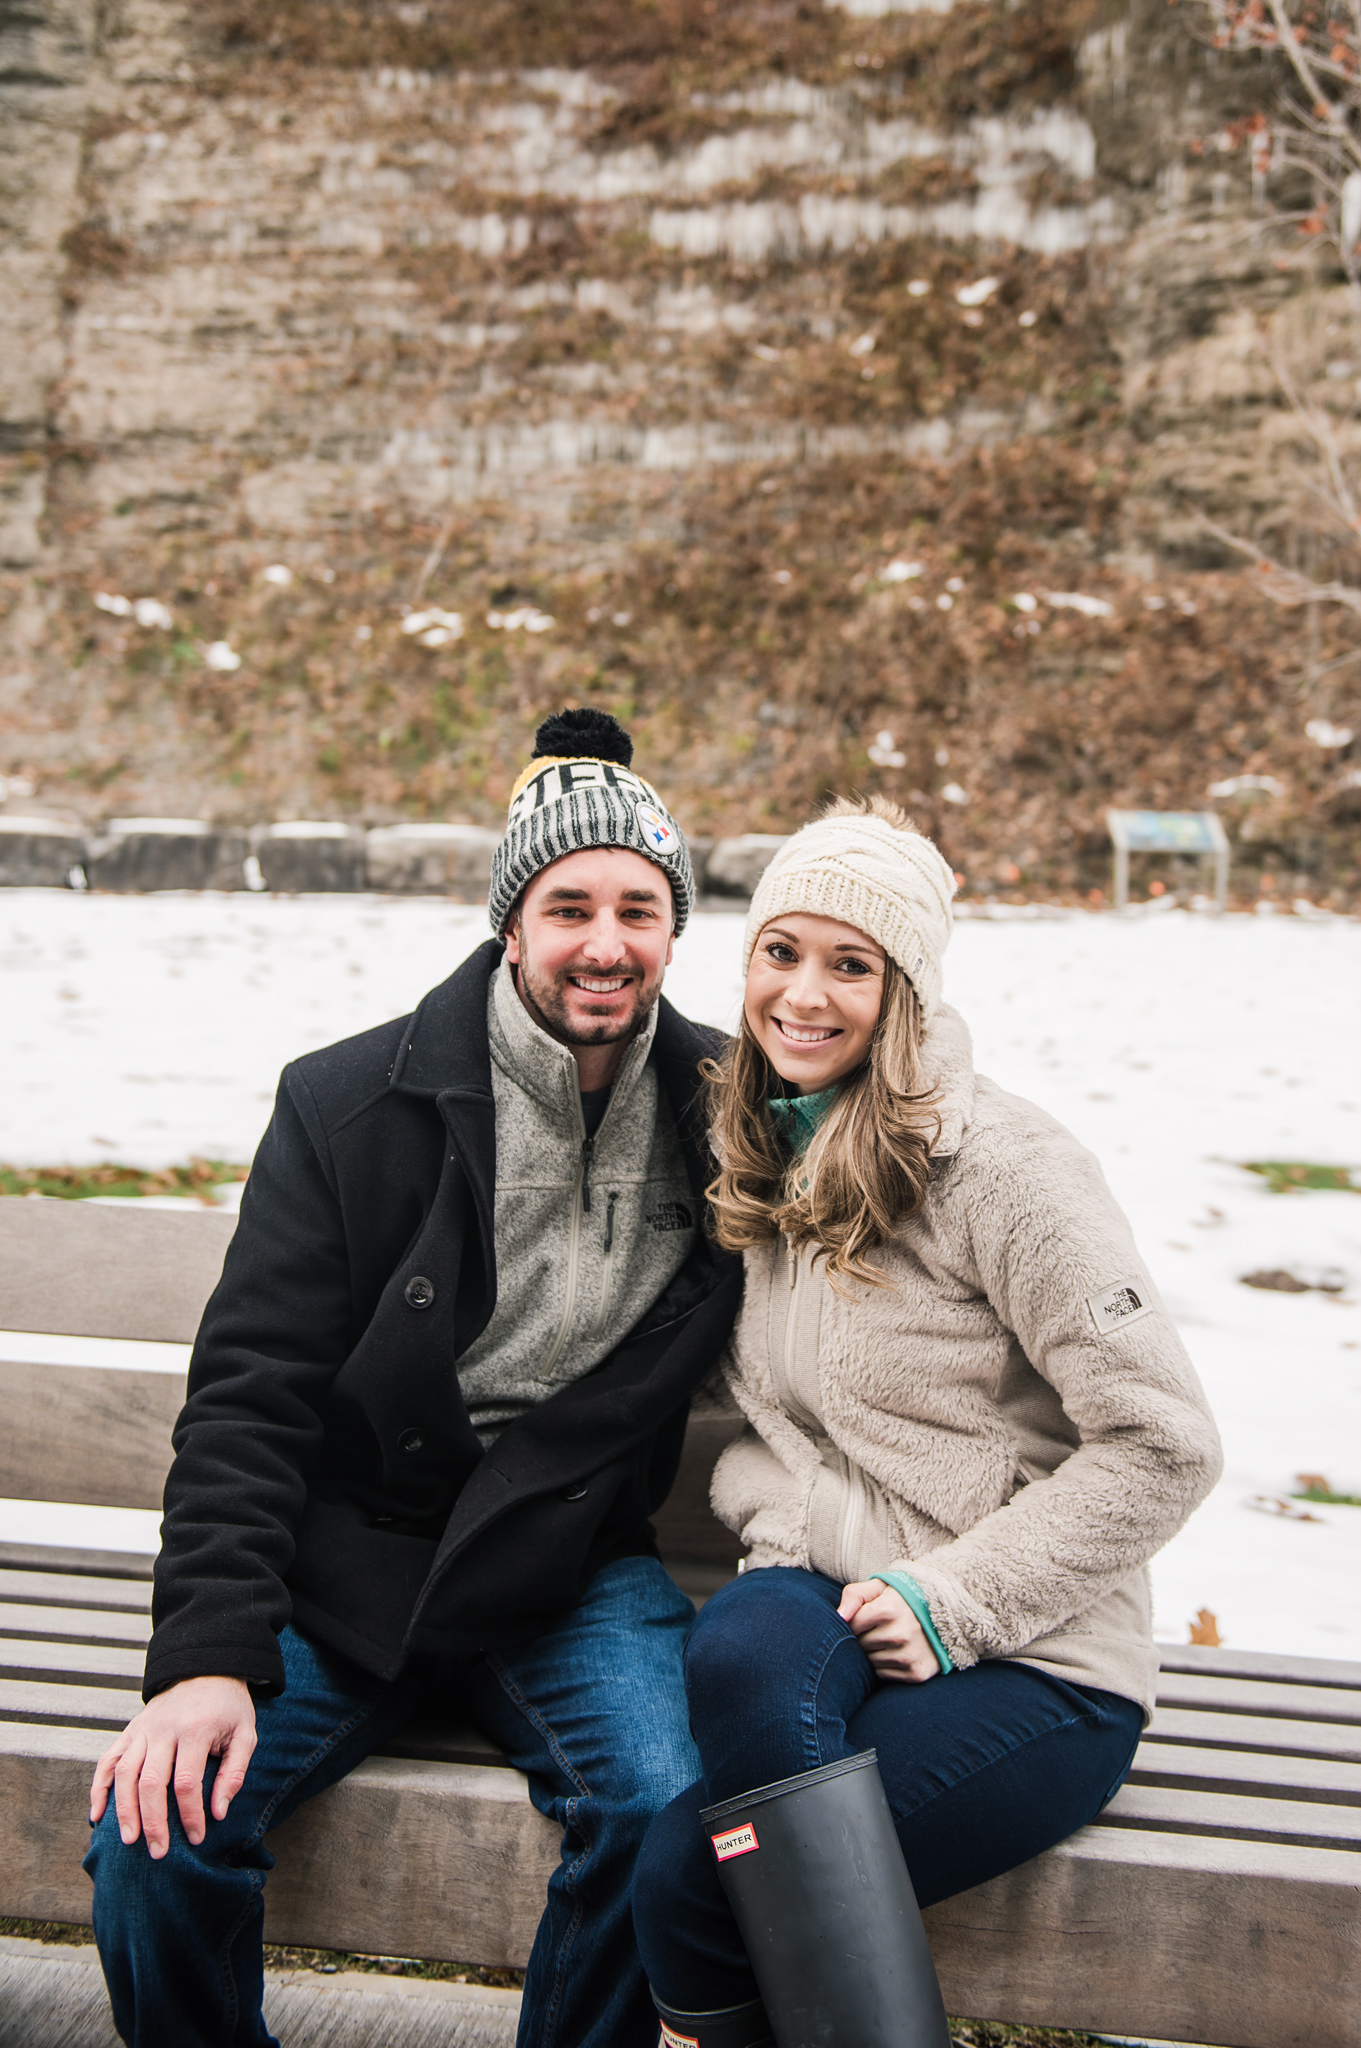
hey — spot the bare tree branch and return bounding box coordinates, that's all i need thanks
[1201,516,1361,615]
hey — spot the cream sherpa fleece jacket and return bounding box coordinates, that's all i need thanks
[711,1005,1223,1716]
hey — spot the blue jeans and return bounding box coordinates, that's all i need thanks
[632,1568,1144,2011]
[85,1557,699,2048]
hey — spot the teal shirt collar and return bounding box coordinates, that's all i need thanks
[766,1085,840,1154]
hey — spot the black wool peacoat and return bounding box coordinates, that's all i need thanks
[144,939,742,1700]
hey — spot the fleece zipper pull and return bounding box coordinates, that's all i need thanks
[581,1135,595,1214]
[603,1190,618,1253]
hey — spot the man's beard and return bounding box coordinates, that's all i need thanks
[514,944,662,1049]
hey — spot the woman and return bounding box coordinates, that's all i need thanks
[633,797,1222,2048]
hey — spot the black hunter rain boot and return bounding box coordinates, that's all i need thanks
[653,1993,776,2048]
[696,1748,953,2048]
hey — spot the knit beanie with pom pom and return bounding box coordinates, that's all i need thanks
[742,801,956,1022]
[488,706,694,937]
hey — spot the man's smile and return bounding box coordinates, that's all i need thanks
[568,974,633,994]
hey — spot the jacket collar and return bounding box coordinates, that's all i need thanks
[919,1003,976,1156]
[388,939,502,1099]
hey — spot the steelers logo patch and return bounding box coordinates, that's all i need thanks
[635,802,679,856]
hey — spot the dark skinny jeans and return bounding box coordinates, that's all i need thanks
[632,1567,1144,2012]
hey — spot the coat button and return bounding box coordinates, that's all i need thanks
[560,1480,589,1502]
[404,1275,435,1310]
[397,1428,424,1454]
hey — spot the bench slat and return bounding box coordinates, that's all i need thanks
[1099,1780,1361,1850]
[0,1637,144,1687]
[1154,1640,1361,1689]
[0,1723,554,1969]
[0,1677,141,1728]
[924,1823,1360,2048]
[0,1568,152,1613]
[1146,1703,1361,1763]
[0,1358,180,1511]
[0,1202,236,1343]
[1154,1670,1361,1725]
[0,1600,151,1646]
[0,1541,156,1582]
[1131,1738,1361,1805]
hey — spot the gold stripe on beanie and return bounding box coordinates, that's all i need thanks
[507,754,593,805]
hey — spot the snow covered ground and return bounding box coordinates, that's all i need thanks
[2,889,1359,1664]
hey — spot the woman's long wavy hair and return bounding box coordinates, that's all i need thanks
[703,797,941,1290]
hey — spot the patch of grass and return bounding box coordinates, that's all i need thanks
[947,2028,1110,2047]
[0,1161,248,1202]
[1244,1161,1359,1195]
[0,1920,522,1985]
[0,1918,96,1947]
[1294,1482,1361,1507]
[259,1943,523,1988]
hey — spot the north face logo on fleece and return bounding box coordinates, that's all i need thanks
[646,1200,693,1233]
[1087,1279,1155,1336]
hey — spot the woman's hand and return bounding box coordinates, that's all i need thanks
[838,1579,941,1683]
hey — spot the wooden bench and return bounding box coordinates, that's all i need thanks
[2,1198,1358,2046]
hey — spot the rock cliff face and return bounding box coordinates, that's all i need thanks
[1,0,1357,901]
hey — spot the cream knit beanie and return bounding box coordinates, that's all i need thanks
[743,807,956,1022]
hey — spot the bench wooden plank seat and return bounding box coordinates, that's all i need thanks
[2,1202,1359,2045]
[0,1549,1357,2047]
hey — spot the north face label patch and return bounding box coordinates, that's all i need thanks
[646,1200,693,1233]
[1087,1279,1155,1337]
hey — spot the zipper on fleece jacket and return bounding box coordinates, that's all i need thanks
[590,1191,620,1343]
[541,1070,599,1375]
[544,1069,624,1372]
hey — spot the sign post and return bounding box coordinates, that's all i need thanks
[1105,810,1229,911]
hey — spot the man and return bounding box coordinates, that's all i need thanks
[86,707,742,2048]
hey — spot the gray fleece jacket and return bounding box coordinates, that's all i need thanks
[712,1004,1223,1716]
[456,956,698,1442]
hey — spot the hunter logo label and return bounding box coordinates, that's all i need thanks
[711,1822,759,1863]
[1087,1279,1154,1337]
[646,1201,693,1234]
[634,801,678,855]
[659,2025,700,2048]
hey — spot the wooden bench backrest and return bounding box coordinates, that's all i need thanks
[0,1198,740,1563]
[0,1199,238,1343]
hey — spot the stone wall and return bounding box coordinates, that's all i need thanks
[1,0,1357,904]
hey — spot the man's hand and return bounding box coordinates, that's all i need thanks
[89,1677,257,1860]
[838,1579,941,1684]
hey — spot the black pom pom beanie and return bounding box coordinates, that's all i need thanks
[487,707,695,936]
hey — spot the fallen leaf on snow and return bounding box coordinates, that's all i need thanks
[1245,1494,1323,1522]
[1188,1607,1222,1646]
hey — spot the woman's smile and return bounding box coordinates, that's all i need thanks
[773,1018,841,1044]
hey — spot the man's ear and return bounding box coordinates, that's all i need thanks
[503,911,522,966]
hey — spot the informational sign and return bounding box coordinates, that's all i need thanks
[1106,811,1227,855]
[1104,809,1230,910]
